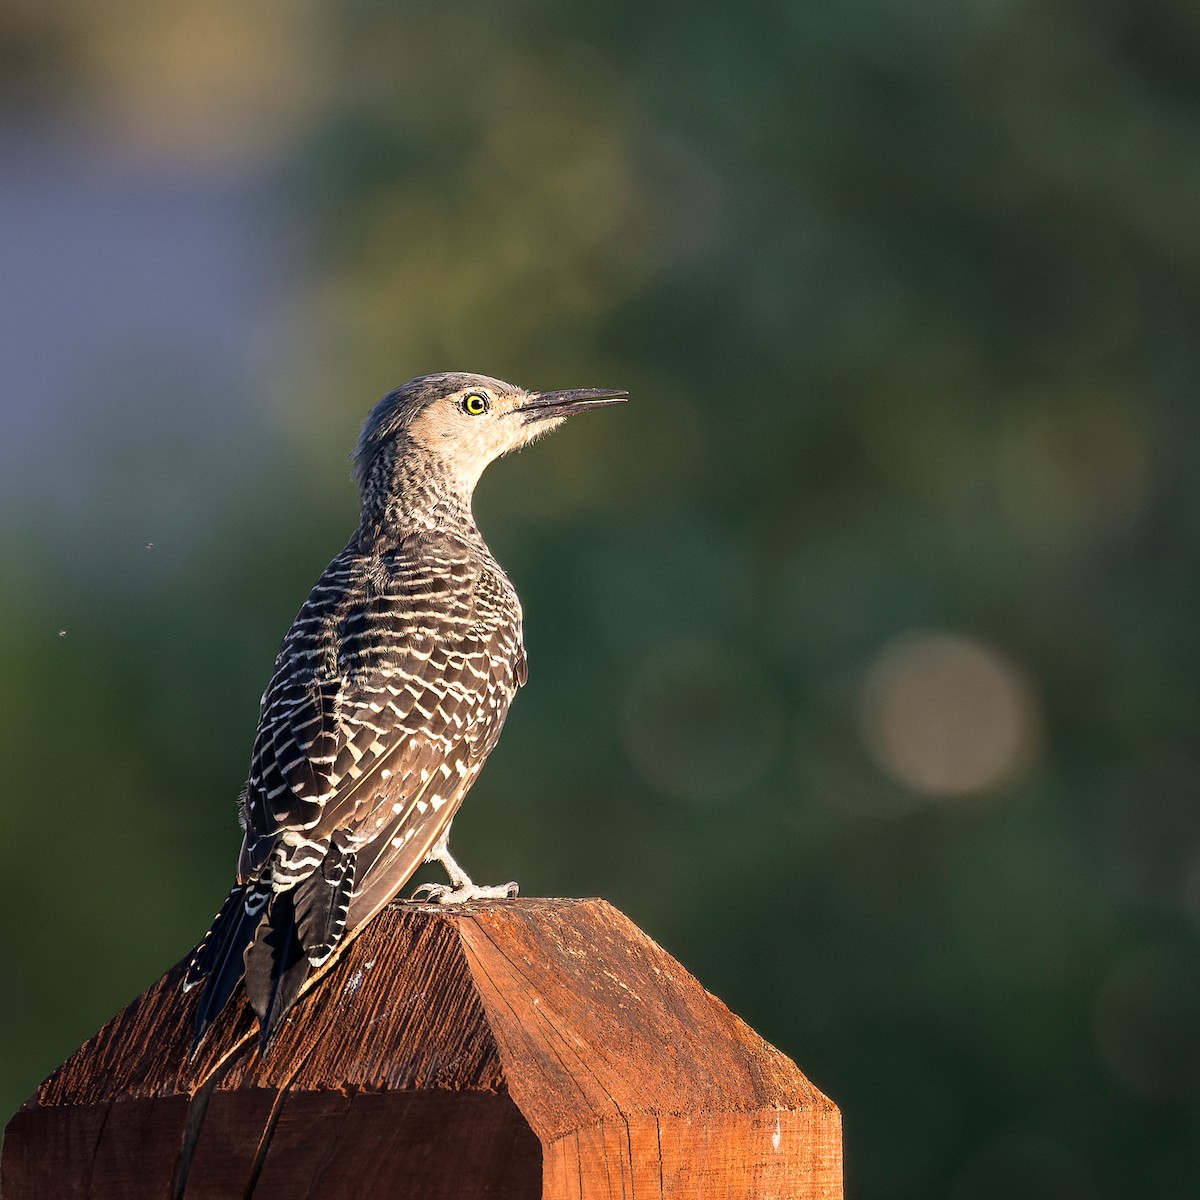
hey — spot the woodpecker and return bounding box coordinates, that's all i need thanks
[184,372,626,1051]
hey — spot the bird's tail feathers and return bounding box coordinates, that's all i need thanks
[244,846,357,1053]
[299,844,356,968]
[244,890,306,1054]
[187,882,269,1054]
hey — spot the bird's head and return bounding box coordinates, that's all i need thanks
[353,372,627,507]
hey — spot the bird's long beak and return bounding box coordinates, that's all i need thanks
[514,388,629,424]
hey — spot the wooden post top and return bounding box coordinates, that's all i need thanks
[4,898,843,1198]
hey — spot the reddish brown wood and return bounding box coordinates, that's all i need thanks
[2,898,842,1198]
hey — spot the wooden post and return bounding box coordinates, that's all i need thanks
[2,898,842,1198]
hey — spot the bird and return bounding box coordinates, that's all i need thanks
[183,372,626,1052]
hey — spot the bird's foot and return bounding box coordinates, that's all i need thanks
[410,880,519,904]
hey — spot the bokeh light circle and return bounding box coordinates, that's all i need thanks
[858,631,1040,797]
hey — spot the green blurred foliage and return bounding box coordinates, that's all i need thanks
[4,0,1200,1195]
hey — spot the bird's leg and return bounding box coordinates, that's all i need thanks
[410,827,518,904]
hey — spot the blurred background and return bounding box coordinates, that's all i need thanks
[2,1,1200,1195]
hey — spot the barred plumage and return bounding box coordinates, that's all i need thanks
[185,372,625,1051]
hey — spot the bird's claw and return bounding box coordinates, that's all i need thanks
[410,880,519,904]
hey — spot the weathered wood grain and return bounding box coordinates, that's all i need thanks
[2,898,842,1198]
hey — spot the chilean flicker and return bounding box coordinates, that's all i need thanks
[183,372,626,1051]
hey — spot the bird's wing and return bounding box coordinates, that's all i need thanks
[238,534,524,892]
[341,597,527,931]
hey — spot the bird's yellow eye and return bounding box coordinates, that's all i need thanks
[461,392,490,416]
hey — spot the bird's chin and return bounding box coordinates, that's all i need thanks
[517,415,567,449]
